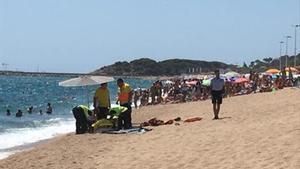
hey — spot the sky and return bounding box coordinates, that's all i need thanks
[0,0,300,73]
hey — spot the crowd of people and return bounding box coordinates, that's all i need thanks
[5,103,53,117]
[72,68,300,134]
[7,69,297,133]
[132,69,300,108]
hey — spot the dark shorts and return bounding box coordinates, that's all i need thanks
[119,103,132,129]
[211,90,223,104]
[96,107,109,120]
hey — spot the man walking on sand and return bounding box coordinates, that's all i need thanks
[210,69,225,120]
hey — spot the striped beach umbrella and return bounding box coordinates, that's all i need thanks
[285,67,299,73]
[266,68,280,74]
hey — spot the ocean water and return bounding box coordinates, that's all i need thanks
[0,75,153,159]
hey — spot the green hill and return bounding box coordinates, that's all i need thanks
[91,54,300,76]
[91,58,237,76]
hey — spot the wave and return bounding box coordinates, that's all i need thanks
[0,117,75,159]
[0,114,71,130]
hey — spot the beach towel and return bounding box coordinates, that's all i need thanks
[100,127,152,134]
[142,117,182,127]
[184,117,202,122]
[164,119,174,125]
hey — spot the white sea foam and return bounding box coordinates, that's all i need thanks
[0,118,75,159]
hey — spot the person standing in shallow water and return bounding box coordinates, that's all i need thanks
[210,69,225,120]
[46,103,52,115]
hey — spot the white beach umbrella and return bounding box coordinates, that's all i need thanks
[59,76,114,87]
[293,74,300,78]
[59,76,114,106]
[224,71,240,78]
[164,80,175,84]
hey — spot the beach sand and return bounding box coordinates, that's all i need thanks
[0,88,299,169]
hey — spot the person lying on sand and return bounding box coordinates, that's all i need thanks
[92,106,128,131]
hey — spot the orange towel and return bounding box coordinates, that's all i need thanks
[184,117,202,122]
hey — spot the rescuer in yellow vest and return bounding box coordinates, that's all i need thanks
[72,105,95,134]
[116,78,133,130]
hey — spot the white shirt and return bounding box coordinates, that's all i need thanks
[211,77,225,91]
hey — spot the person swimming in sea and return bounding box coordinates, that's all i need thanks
[27,106,33,114]
[16,109,23,117]
[6,109,11,116]
[46,103,52,115]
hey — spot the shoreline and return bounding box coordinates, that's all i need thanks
[0,131,72,160]
[0,119,75,160]
[0,88,299,168]
[0,136,58,160]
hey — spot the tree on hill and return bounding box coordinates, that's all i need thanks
[91,53,300,76]
[91,58,236,76]
[263,57,273,64]
[130,58,161,75]
[243,62,248,68]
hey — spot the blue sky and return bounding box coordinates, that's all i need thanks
[0,0,299,73]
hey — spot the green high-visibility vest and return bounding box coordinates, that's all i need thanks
[78,105,90,118]
[109,106,128,117]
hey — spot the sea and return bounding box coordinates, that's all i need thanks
[0,75,154,159]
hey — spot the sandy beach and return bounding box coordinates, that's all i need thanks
[0,88,299,169]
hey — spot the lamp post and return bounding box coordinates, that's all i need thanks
[280,41,284,70]
[285,35,292,68]
[293,25,300,67]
